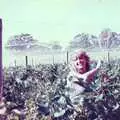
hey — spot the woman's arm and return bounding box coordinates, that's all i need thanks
[72,60,101,82]
[83,60,101,82]
[85,60,101,76]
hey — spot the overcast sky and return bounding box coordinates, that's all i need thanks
[1,0,120,66]
[1,0,120,47]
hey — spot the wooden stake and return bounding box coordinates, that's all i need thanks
[67,51,69,64]
[25,56,28,67]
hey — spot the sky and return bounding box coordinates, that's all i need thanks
[1,0,120,66]
[1,0,120,46]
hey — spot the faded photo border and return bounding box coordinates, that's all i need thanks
[0,19,3,101]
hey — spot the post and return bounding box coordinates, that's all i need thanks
[66,51,69,64]
[14,60,16,67]
[52,55,54,64]
[107,51,110,63]
[25,56,28,67]
[32,58,34,67]
[0,19,2,101]
[107,51,111,68]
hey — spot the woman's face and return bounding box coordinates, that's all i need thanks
[74,58,87,74]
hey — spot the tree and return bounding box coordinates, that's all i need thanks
[5,33,38,50]
[69,33,98,49]
[99,28,120,49]
[99,28,112,49]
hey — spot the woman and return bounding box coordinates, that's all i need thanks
[66,50,101,107]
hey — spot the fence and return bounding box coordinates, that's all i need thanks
[4,49,120,67]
